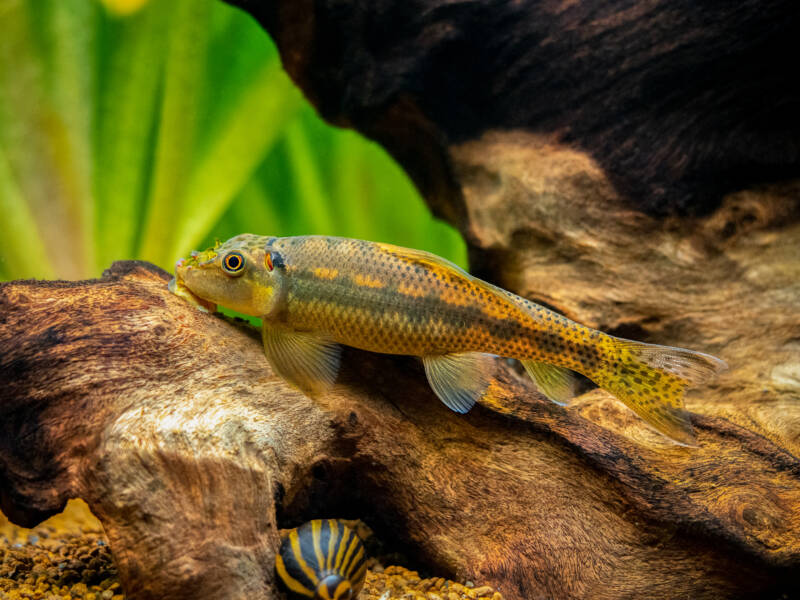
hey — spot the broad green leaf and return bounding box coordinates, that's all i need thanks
[93,0,169,271]
[0,148,54,279]
[168,60,302,263]
[43,0,99,275]
[283,116,337,235]
[99,0,150,17]
[197,6,276,154]
[215,177,284,243]
[332,131,371,239]
[138,0,212,265]
[0,0,86,278]
[0,0,467,282]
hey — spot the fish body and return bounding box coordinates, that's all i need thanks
[172,234,726,445]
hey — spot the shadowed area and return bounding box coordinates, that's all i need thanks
[225,0,800,216]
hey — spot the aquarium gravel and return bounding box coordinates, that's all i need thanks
[0,529,121,600]
[362,566,503,600]
[1,508,503,600]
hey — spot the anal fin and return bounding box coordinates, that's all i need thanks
[261,322,341,395]
[521,360,577,406]
[422,352,494,414]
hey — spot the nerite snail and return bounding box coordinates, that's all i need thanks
[276,519,367,599]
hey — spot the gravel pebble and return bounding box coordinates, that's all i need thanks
[1,527,121,600]
[3,506,502,600]
[361,566,503,600]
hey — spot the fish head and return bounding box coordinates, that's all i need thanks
[173,234,282,316]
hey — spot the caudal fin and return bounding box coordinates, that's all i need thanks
[596,339,727,446]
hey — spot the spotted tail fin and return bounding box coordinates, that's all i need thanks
[595,338,727,446]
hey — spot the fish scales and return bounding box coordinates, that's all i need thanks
[274,236,573,360]
[171,234,727,445]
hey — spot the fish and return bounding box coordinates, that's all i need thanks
[169,234,727,446]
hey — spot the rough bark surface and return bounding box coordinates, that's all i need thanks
[2,1,800,599]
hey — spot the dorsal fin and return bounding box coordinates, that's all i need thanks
[375,242,469,275]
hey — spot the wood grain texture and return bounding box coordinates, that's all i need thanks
[1,256,798,599]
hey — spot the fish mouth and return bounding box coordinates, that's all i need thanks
[168,243,222,313]
[169,259,217,314]
[167,275,217,314]
[174,258,191,282]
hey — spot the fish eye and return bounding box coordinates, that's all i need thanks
[222,251,245,275]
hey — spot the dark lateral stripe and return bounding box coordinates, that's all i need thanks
[292,274,603,358]
[291,270,497,329]
[288,256,610,369]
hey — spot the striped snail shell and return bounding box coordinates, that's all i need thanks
[275,519,367,600]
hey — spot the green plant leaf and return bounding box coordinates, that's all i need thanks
[0,0,87,278]
[283,114,337,235]
[40,0,99,274]
[0,0,467,282]
[137,0,212,266]
[0,147,54,279]
[93,0,169,272]
[168,59,302,264]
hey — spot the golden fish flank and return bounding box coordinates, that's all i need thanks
[170,234,727,446]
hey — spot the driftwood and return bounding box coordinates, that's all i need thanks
[2,0,800,599]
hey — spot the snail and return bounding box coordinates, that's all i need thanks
[275,519,367,599]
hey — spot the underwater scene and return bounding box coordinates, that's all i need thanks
[1,0,799,599]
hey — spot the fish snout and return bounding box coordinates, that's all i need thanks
[175,259,192,280]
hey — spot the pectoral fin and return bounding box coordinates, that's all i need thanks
[261,323,341,395]
[422,352,494,413]
[521,360,576,406]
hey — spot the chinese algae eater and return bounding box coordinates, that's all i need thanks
[170,234,726,446]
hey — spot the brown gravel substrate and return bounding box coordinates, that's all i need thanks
[362,566,503,600]
[1,502,502,600]
[0,530,122,600]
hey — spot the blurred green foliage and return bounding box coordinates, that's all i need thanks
[0,0,465,282]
